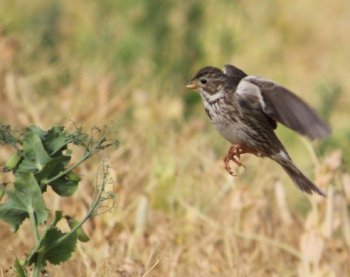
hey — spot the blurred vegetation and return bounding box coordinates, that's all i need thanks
[0,0,350,276]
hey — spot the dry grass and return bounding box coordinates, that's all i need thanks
[0,0,350,276]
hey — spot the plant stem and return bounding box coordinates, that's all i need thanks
[44,137,114,185]
[44,152,94,185]
[28,206,42,277]
[32,254,44,277]
[44,164,107,252]
[28,207,40,245]
[33,254,43,277]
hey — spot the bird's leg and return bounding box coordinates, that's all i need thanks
[223,144,259,176]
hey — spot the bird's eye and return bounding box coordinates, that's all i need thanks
[200,79,207,84]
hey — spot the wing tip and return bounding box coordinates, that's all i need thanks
[223,64,248,78]
[306,122,332,140]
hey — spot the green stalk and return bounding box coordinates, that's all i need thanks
[28,207,41,277]
[32,254,44,277]
[44,167,106,252]
[44,138,114,185]
[44,152,94,185]
[28,207,40,245]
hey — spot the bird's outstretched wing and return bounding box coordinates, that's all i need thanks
[238,76,330,139]
[223,65,331,139]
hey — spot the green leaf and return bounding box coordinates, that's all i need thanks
[17,128,51,173]
[3,151,22,172]
[14,259,27,277]
[0,172,48,231]
[65,216,90,242]
[49,174,79,197]
[26,125,46,139]
[41,228,78,265]
[43,126,70,155]
[66,172,81,182]
[0,202,26,232]
[34,155,71,185]
[27,211,77,266]
[49,211,63,228]
[0,183,6,201]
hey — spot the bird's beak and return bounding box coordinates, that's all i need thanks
[186,81,198,90]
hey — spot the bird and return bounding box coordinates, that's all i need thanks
[186,64,331,196]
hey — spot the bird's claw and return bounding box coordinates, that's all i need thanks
[224,144,257,176]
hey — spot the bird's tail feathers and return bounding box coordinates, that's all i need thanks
[275,153,326,197]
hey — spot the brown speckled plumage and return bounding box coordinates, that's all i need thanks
[187,65,330,196]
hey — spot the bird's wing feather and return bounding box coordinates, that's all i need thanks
[236,76,331,139]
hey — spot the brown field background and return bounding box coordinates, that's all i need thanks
[1,0,350,276]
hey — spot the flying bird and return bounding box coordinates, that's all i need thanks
[186,64,330,196]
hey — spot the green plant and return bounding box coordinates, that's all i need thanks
[0,124,117,276]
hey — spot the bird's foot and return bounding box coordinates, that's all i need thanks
[223,144,258,176]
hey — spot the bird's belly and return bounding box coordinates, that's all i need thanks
[212,119,249,145]
[204,100,252,145]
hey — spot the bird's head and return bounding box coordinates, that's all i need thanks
[186,66,228,96]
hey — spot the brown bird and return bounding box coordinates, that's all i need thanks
[186,65,330,196]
